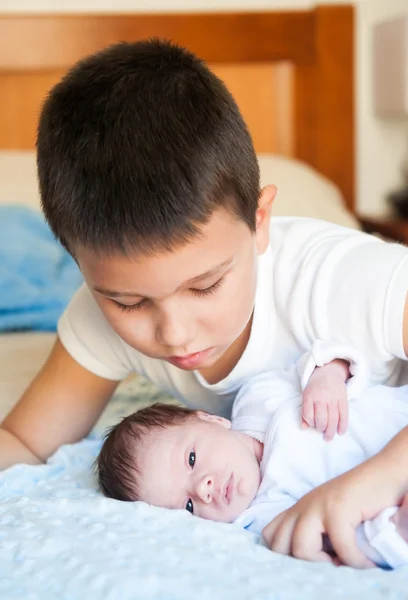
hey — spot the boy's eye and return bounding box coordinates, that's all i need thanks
[191,277,224,298]
[112,277,225,311]
[186,498,194,514]
[188,450,196,468]
[113,299,147,312]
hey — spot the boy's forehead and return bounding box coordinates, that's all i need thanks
[93,257,235,298]
[75,209,253,296]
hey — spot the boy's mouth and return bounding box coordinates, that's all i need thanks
[166,348,214,369]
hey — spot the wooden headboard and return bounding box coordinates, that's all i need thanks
[0,6,354,209]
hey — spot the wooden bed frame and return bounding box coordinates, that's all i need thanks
[0,6,354,210]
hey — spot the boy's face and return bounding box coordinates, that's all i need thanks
[138,412,262,522]
[76,192,274,378]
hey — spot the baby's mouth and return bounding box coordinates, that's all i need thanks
[224,473,234,505]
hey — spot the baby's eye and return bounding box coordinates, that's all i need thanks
[188,450,196,468]
[186,498,194,514]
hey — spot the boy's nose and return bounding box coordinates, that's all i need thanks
[196,475,214,504]
[156,305,195,349]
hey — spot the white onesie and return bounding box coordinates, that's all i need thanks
[232,341,408,569]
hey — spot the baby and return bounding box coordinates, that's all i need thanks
[97,342,408,568]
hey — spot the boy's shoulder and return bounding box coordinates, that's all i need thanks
[269,216,361,247]
[57,284,135,381]
[267,216,382,275]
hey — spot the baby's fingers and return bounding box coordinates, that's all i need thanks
[314,403,328,433]
[324,405,339,441]
[327,521,374,569]
[302,398,315,428]
[338,398,349,435]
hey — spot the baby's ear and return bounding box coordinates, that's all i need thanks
[195,411,231,430]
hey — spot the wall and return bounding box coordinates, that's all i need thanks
[356,0,408,216]
[1,0,407,216]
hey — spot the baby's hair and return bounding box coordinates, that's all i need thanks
[97,403,196,502]
[37,38,260,257]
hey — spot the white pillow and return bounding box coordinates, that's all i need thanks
[0,150,359,230]
[0,151,41,210]
[258,154,360,229]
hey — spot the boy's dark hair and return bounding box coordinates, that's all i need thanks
[37,39,260,256]
[97,403,196,502]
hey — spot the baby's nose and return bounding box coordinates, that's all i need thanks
[197,475,214,504]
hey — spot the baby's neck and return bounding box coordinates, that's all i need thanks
[238,431,264,464]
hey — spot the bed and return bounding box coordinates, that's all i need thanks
[2,7,407,599]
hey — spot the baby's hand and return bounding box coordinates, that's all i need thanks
[302,359,349,441]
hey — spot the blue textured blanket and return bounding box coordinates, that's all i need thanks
[1,376,408,600]
[0,206,82,331]
[1,437,408,600]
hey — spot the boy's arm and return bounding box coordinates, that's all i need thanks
[0,429,43,468]
[0,338,119,469]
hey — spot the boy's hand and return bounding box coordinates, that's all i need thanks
[262,433,408,568]
[302,359,350,441]
[262,465,374,568]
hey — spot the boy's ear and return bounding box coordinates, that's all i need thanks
[196,411,231,430]
[255,185,277,254]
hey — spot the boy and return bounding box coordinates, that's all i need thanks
[96,342,408,569]
[1,39,408,567]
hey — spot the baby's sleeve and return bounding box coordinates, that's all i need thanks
[234,492,296,537]
[296,339,370,400]
[356,508,408,569]
[232,368,301,438]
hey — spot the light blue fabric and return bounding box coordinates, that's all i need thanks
[1,437,408,599]
[0,205,82,331]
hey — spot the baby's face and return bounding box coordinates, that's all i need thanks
[138,412,262,523]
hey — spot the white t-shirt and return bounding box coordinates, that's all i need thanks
[232,344,408,568]
[58,217,408,417]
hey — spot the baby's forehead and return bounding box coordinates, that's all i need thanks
[139,412,226,463]
[139,418,193,454]
[136,419,194,502]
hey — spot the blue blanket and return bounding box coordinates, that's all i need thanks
[1,436,408,600]
[0,206,82,331]
[1,377,408,599]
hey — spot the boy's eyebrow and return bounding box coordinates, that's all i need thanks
[185,258,233,284]
[93,258,234,298]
